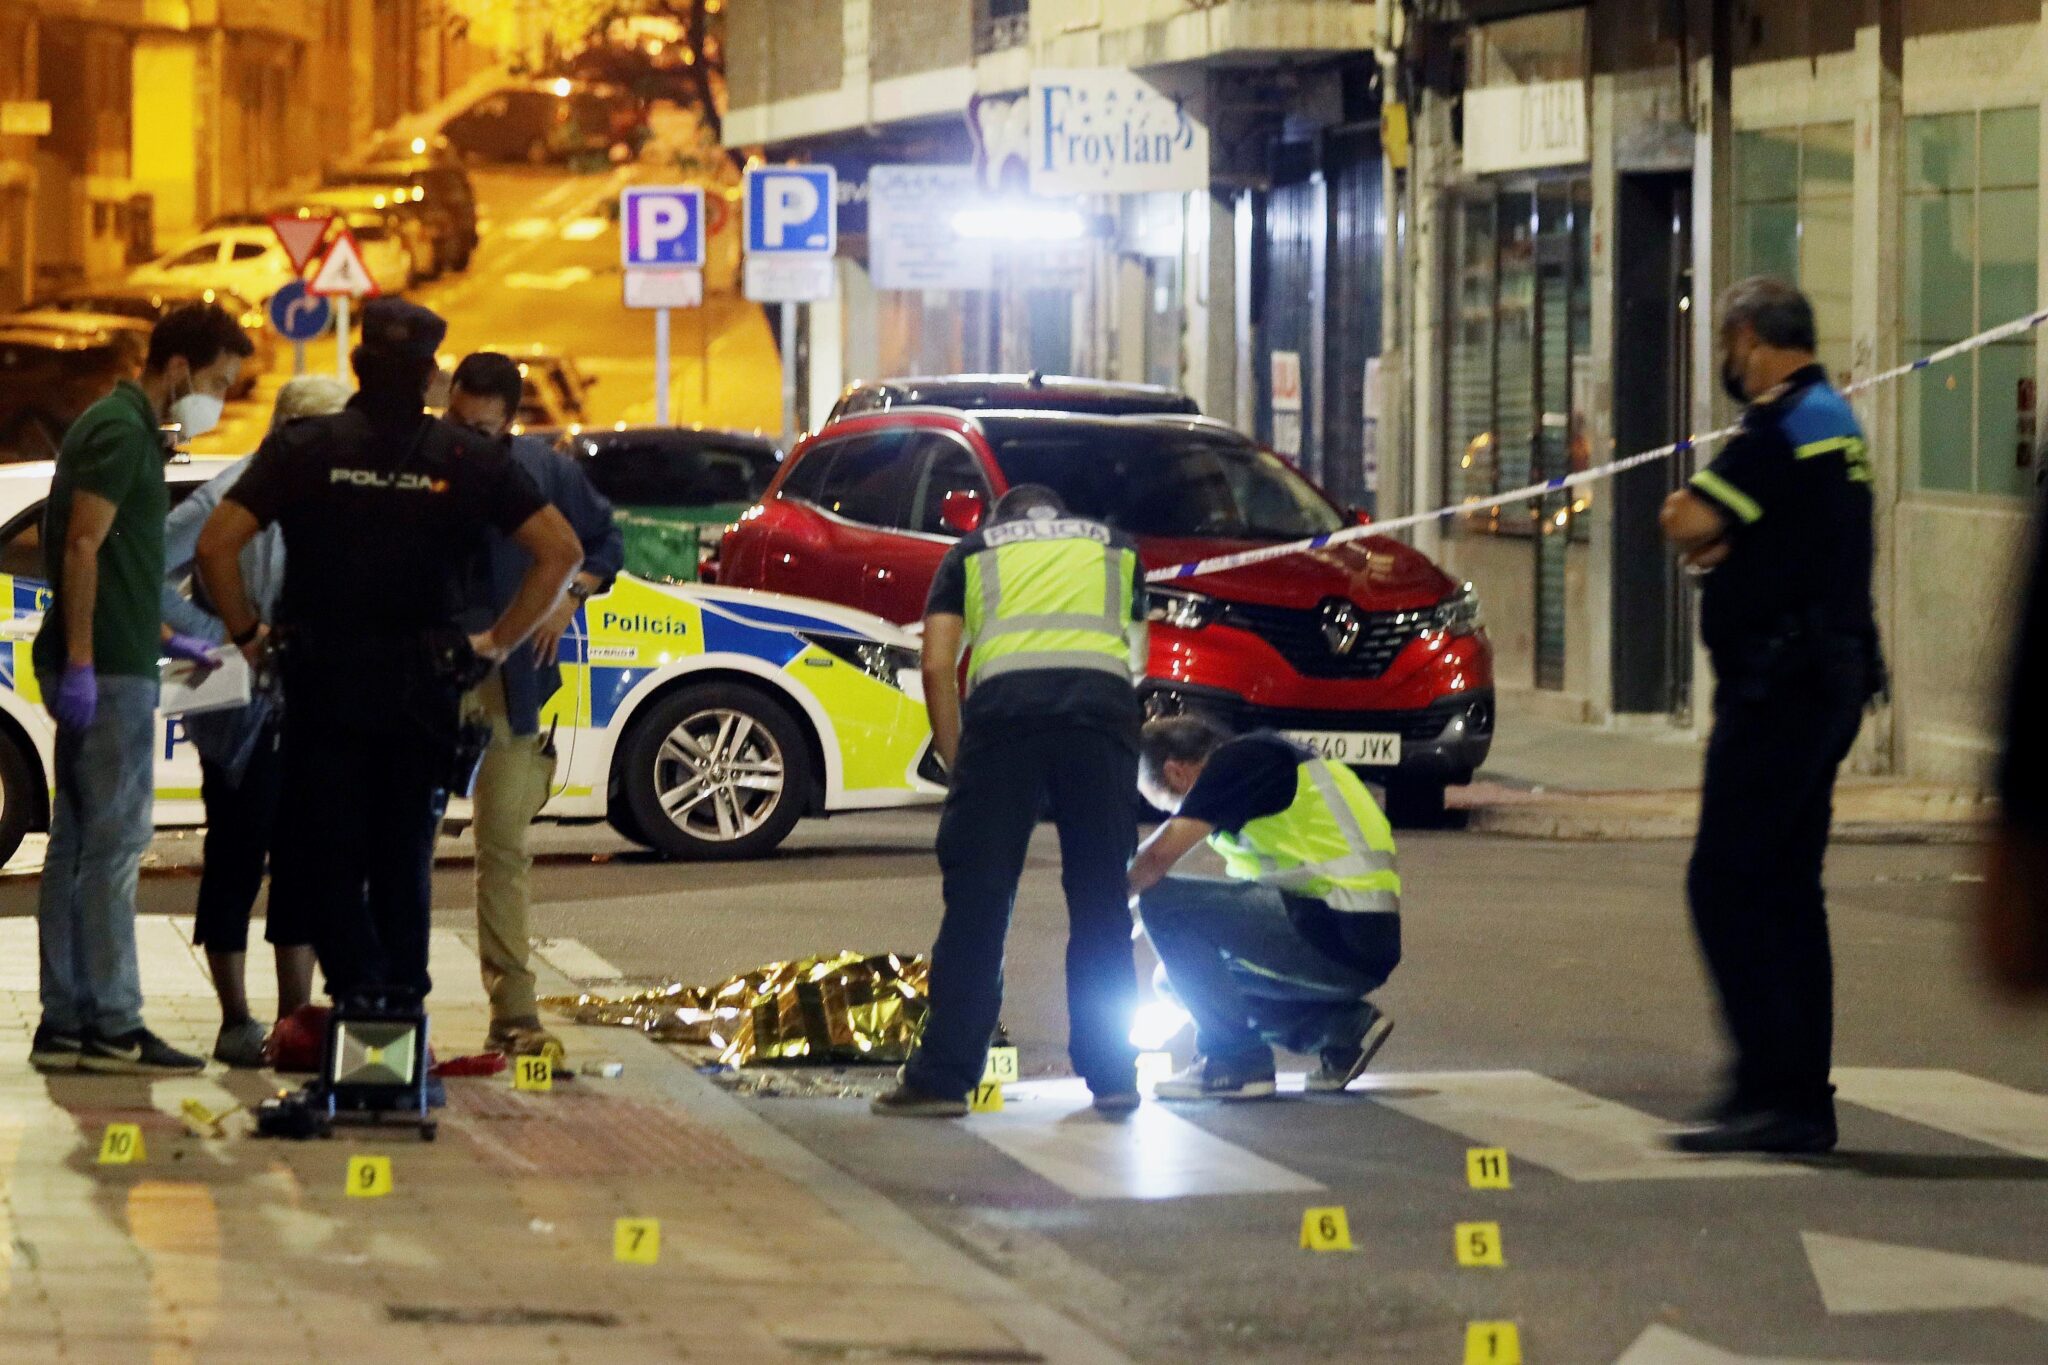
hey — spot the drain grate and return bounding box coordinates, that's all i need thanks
[386,1304,621,1328]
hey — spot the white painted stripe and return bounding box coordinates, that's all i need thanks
[1611,1323,1943,1365]
[534,937,627,984]
[1834,1068,2048,1160]
[1359,1070,1810,1183]
[976,1079,1322,1200]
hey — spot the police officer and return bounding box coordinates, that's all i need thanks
[874,485,1148,1117]
[1660,277,1882,1154]
[195,299,582,1013]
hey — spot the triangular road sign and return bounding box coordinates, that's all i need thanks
[269,214,332,273]
[308,227,380,299]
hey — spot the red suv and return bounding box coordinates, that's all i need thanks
[718,409,1493,820]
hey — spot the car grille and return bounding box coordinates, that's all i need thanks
[1216,600,1431,680]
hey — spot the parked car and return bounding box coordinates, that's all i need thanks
[476,345,594,435]
[825,374,1200,426]
[324,158,479,273]
[400,78,644,166]
[127,227,297,307]
[718,410,1494,822]
[0,313,149,463]
[34,285,274,399]
[560,425,781,582]
[0,458,942,862]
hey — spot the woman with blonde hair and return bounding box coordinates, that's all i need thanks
[162,374,350,1065]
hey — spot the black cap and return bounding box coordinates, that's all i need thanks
[358,297,447,365]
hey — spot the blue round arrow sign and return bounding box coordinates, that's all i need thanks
[268,281,332,343]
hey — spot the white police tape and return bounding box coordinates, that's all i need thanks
[1149,306,2048,584]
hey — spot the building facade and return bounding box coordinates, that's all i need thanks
[725,0,2038,788]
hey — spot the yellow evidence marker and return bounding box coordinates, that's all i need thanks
[1455,1221,1505,1267]
[1466,1147,1512,1189]
[1299,1206,1356,1252]
[614,1217,660,1264]
[969,1081,1005,1113]
[982,1046,1020,1085]
[1464,1321,1523,1364]
[346,1155,393,1198]
[513,1054,554,1092]
[97,1123,145,1164]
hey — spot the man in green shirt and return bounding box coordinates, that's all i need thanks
[30,302,252,1076]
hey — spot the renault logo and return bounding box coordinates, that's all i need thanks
[1320,601,1364,656]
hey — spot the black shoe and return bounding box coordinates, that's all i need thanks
[1306,1007,1396,1093]
[1154,1054,1277,1102]
[79,1028,206,1075]
[870,1081,969,1118]
[29,1023,84,1073]
[1667,1109,1837,1155]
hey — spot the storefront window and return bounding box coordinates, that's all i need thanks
[1905,106,2039,498]
[1442,177,1593,539]
[1733,123,1853,375]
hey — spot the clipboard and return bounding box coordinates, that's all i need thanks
[160,650,252,717]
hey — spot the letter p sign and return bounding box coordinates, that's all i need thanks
[620,187,704,268]
[744,166,836,257]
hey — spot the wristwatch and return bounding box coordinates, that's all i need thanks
[231,622,262,647]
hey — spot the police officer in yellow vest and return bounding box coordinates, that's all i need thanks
[1127,717,1401,1100]
[875,485,1149,1117]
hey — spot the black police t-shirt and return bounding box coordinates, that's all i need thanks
[1686,365,1877,660]
[1177,732,1402,977]
[925,521,1144,740]
[230,398,546,635]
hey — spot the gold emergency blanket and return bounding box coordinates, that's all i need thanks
[539,952,927,1067]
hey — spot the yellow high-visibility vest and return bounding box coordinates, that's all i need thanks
[1210,759,1401,913]
[962,517,1139,685]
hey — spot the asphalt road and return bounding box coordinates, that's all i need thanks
[39,812,2041,1364]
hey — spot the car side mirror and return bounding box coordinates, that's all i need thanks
[940,489,986,535]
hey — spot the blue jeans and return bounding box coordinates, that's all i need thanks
[1137,876,1394,1067]
[36,673,158,1036]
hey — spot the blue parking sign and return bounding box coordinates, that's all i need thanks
[744,166,836,256]
[621,186,705,268]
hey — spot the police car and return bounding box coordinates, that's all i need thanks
[0,458,943,865]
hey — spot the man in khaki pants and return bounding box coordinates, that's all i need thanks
[449,353,623,1057]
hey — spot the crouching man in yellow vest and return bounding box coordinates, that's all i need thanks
[1128,717,1401,1100]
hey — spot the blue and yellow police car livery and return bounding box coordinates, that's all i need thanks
[0,459,943,866]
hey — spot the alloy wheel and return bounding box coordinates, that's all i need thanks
[651,707,786,842]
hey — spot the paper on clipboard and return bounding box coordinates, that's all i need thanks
[160,651,252,717]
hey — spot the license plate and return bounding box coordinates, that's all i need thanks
[1281,730,1403,766]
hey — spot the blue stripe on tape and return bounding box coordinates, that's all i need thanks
[1308,534,1332,548]
[1676,438,1693,451]
[1912,357,1931,369]
[1547,476,1567,489]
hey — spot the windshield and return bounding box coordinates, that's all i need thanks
[983,423,1345,540]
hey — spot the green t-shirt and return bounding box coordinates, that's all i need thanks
[32,381,169,679]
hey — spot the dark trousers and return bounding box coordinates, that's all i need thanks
[1687,638,1868,1119]
[193,720,302,954]
[906,721,1140,1100]
[279,701,447,1003]
[1138,876,1397,1064]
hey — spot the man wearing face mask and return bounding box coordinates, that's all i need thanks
[445,351,622,1058]
[29,302,252,1075]
[1658,277,1883,1155]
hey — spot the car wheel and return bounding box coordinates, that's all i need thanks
[1383,777,1449,830]
[616,682,811,860]
[0,731,38,869]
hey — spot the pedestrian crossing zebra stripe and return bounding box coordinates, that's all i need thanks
[1832,1068,2048,1162]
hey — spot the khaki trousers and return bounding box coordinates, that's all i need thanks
[467,675,556,1026]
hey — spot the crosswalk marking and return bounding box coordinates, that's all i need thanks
[978,1079,1323,1201]
[1358,1070,1809,1183]
[1833,1068,2048,1161]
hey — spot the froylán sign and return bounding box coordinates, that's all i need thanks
[1462,79,1588,175]
[1029,69,1208,195]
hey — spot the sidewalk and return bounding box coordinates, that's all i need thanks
[0,919,1127,1363]
[1451,688,1997,841]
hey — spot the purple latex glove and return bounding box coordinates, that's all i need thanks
[163,633,221,667]
[51,664,95,731]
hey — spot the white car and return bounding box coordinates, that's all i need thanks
[0,459,944,863]
[128,228,298,308]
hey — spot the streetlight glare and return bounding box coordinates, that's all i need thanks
[950,205,1086,242]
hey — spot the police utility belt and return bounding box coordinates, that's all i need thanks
[275,625,493,793]
[1718,604,1887,706]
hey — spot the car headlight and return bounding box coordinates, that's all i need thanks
[1146,588,1220,632]
[1431,583,1482,635]
[801,632,921,688]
